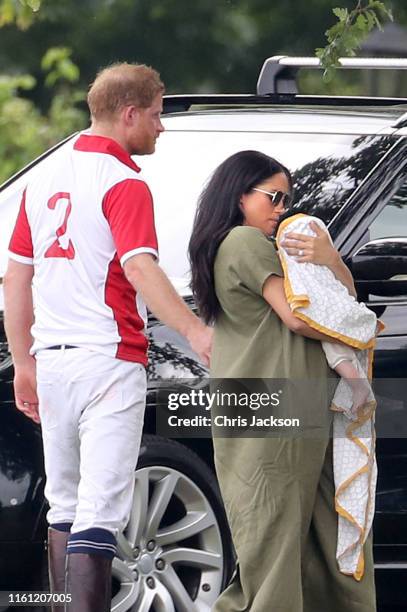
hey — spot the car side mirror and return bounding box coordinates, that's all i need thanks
[350,238,407,298]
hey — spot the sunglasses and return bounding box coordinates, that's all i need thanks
[252,187,292,208]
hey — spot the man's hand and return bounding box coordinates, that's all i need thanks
[281,220,339,266]
[4,259,38,420]
[186,322,213,367]
[14,358,40,424]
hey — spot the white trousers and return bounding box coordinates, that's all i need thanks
[36,347,146,537]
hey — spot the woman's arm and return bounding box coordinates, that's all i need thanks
[280,220,357,298]
[262,274,346,343]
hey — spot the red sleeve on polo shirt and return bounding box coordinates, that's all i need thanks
[9,189,34,260]
[102,179,158,266]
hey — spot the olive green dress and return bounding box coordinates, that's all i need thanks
[210,226,376,612]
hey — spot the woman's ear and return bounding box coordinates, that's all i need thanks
[239,193,249,211]
[239,196,248,224]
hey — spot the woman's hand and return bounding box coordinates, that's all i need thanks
[281,220,357,297]
[281,220,340,266]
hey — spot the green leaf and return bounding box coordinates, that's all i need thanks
[0,0,40,29]
[16,74,36,90]
[315,48,325,60]
[41,47,71,71]
[371,10,383,31]
[0,0,15,26]
[26,0,41,11]
[16,5,35,29]
[59,59,79,82]
[315,0,393,82]
[369,1,393,20]
[365,10,376,30]
[332,7,348,22]
[356,14,367,32]
[325,21,346,43]
[322,66,336,83]
[42,47,80,87]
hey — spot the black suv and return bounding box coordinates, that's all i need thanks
[0,56,406,611]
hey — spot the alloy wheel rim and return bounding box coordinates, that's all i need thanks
[111,465,224,611]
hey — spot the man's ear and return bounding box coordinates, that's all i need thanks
[122,105,140,125]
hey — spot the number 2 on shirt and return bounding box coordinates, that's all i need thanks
[44,192,76,259]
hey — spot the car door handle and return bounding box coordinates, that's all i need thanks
[355,278,407,298]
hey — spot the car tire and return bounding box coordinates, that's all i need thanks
[110,434,235,612]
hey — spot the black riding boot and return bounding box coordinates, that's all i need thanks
[48,527,69,610]
[64,552,112,612]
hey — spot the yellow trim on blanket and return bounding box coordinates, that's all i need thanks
[332,400,376,455]
[294,310,376,350]
[276,212,309,240]
[335,468,368,581]
[339,553,365,581]
[289,295,310,310]
[332,399,376,580]
[335,464,369,502]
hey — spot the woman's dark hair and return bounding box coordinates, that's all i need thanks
[188,150,292,324]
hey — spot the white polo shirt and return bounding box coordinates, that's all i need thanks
[8,133,159,365]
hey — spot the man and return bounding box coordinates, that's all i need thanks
[3,63,212,612]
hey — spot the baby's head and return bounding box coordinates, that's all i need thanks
[276,207,311,232]
[276,203,329,227]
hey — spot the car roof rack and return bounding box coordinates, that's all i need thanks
[163,93,407,115]
[257,55,407,95]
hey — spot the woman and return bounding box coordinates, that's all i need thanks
[188,151,376,612]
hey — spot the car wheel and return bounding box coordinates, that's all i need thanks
[111,435,234,611]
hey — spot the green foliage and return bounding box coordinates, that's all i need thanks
[0,0,403,95]
[42,47,80,87]
[0,2,88,183]
[0,73,44,183]
[0,0,402,183]
[316,1,394,81]
[0,51,86,184]
[0,0,85,183]
[0,0,41,30]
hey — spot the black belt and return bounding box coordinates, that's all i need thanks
[47,345,78,350]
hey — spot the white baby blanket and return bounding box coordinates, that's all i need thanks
[276,213,382,581]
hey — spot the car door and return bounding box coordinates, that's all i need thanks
[335,147,407,607]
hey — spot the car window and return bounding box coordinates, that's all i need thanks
[354,178,407,307]
[368,178,407,240]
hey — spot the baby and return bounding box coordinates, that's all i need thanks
[275,212,380,419]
